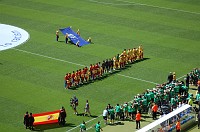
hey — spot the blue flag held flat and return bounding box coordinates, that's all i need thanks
[59,27,90,47]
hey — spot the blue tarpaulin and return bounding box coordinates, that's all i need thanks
[59,27,90,47]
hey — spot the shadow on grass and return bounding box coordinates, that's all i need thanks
[58,40,65,42]
[34,122,76,131]
[69,58,150,90]
[108,121,124,126]
[76,113,98,118]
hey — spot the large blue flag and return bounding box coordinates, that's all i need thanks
[59,27,90,47]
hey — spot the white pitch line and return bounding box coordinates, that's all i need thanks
[12,48,86,67]
[89,0,200,15]
[177,74,186,80]
[117,73,158,85]
[66,115,102,132]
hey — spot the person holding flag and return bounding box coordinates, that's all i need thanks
[29,113,35,130]
[56,30,59,41]
[23,111,29,129]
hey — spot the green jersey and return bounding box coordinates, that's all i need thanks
[142,98,147,106]
[196,94,200,101]
[128,105,133,112]
[136,97,142,103]
[115,105,121,113]
[149,92,154,99]
[174,85,180,93]
[170,98,176,105]
[109,108,115,115]
[146,93,151,101]
[80,123,86,130]
[123,104,128,111]
[95,123,101,132]
[164,94,169,101]
[154,97,159,104]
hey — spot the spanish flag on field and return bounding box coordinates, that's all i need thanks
[33,110,60,125]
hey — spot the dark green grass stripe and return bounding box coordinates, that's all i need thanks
[166,0,200,6]
[88,0,200,21]
[0,96,38,130]
[113,0,200,12]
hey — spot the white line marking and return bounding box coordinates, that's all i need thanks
[177,74,186,80]
[89,0,200,15]
[12,48,86,67]
[117,73,158,85]
[67,115,102,132]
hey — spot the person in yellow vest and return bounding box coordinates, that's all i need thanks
[133,48,137,61]
[56,30,59,41]
[77,29,80,36]
[122,49,128,64]
[138,45,143,59]
[176,119,181,132]
[130,48,134,63]
[65,33,68,44]
[173,72,176,81]
[127,49,132,63]
[135,111,141,129]
[113,56,117,70]
[119,55,124,69]
[87,37,92,43]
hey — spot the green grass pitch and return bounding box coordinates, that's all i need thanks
[0,0,200,131]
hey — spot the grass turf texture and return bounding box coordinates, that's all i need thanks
[0,0,200,131]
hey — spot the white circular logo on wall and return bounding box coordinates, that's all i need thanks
[0,24,29,51]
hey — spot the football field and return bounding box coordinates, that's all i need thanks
[0,0,200,132]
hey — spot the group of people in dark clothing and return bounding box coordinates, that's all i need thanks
[23,112,35,130]
[58,106,67,125]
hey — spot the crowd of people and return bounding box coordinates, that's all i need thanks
[100,69,200,130]
[24,67,200,131]
[188,68,200,87]
[64,46,144,89]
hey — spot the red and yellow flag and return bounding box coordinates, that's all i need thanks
[33,110,60,125]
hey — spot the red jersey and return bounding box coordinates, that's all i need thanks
[72,73,75,79]
[84,67,88,74]
[65,75,69,80]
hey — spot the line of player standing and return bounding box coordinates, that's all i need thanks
[64,46,144,89]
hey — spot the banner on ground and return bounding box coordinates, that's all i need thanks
[33,110,60,125]
[59,27,90,47]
